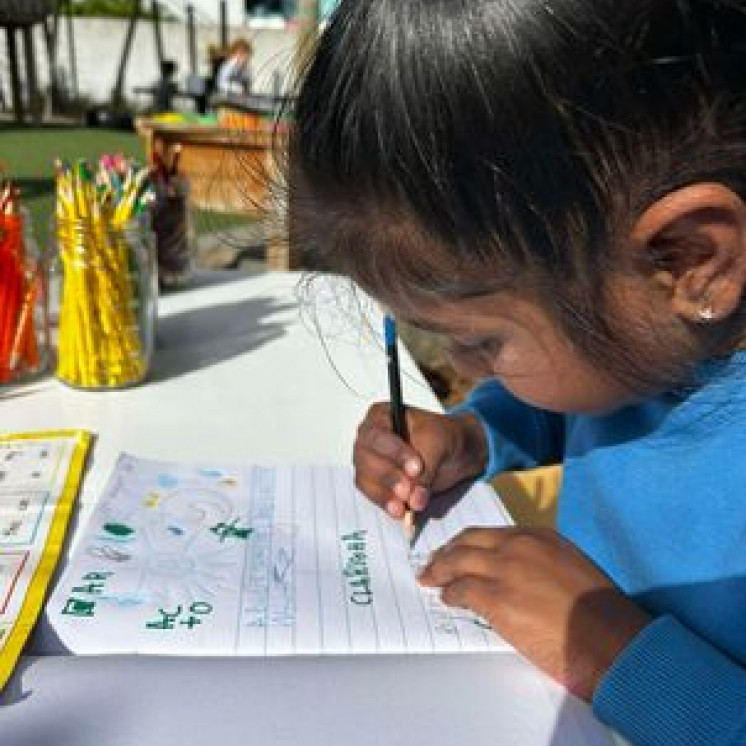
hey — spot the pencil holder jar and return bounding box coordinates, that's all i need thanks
[0,208,50,384]
[49,216,157,390]
[151,176,196,290]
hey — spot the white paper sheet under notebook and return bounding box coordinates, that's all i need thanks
[49,455,514,655]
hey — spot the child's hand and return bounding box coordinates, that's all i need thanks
[353,403,488,519]
[418,527,652,701]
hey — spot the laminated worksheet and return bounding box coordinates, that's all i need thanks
[0,430,91,690]
[49,455,513,655]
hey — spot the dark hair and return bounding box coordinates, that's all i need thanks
[289,0,746,390]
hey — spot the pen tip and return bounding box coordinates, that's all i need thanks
[403,509,416,546]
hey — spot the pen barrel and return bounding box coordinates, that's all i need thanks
[384,318,417,544]
[386,343,408,441]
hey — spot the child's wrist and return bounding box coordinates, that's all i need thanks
[586,604,653,700]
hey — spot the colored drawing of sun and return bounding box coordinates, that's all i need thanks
[94,486,248,607]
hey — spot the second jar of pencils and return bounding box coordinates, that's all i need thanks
[49,216,157,389]
[0,206,50,384]
[152,175,196,289]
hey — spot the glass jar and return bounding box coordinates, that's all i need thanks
[49,216,157,389]
[151,176,196,290]
[0,208,49,384]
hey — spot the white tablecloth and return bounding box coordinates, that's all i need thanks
[0,271,618,746]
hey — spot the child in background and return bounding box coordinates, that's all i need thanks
[152,59,179,113]
[289,1,746,745]
[216,38,253,96]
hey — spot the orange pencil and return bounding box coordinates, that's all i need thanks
[0,215,23,379]
[0,248,13,372]
[23,275,40,368]
[8,280,35,372]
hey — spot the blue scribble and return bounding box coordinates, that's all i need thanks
[197,469,223,478]
[100,593,148,607]
[157,474,179,488]
[95,534,134,544]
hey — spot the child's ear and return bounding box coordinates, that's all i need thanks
[631,183,746,324]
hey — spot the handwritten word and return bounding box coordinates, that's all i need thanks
[61,571,113,618]
[145,601,214,631]
[341,530,373,606]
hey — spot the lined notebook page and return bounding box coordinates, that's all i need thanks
[49,455,513,656]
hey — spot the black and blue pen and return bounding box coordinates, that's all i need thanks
[384,314,416,544]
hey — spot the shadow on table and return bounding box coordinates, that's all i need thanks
[0,658,148,746]
[0,378,55,402]
[149,294,294,382]
[162,269,266,293]
[0,656,34,707]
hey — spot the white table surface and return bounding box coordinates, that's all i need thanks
[0,271,618,746]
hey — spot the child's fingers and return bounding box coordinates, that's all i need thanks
[358,404,425,468]
[439,576,501,619]
[354,420,424,478]
[354,447,416,512]
[408,484,430,511]
[419,528,553,586]
[416,544,505,625]
[354,471,402,514]
[417,545,500,588]
[354,402,438,514]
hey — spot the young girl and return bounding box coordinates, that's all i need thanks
[289,2,746,745]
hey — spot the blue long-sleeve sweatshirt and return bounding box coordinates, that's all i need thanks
[453,351,746,746]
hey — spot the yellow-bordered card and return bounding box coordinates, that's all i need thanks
[0,430,91,691]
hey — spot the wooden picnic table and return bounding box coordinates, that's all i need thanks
[136,117,296,270]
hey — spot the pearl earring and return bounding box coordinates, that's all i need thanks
[698,307,715,321]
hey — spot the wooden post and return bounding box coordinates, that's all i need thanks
[152,0,164,68]
[21,24,42,123]
[186,3,197,75]
[112,0,142,106]
[5,26,24,123]
[64,0,79,100]
[219,1,228,50]
[42,2,62,114]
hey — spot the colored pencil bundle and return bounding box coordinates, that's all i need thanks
[54,157,156,389]
[0,178,44,383]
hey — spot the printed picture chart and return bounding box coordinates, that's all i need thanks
[0,430,91,691]
[50,455,514,656]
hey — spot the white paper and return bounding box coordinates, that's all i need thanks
[49,455,514,655]
[0,435,80,649]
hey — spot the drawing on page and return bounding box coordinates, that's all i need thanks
[52,459,509,655]
[88,482,246,607]
[87,544,131,562]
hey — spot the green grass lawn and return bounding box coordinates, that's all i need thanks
[0,125,254,247]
